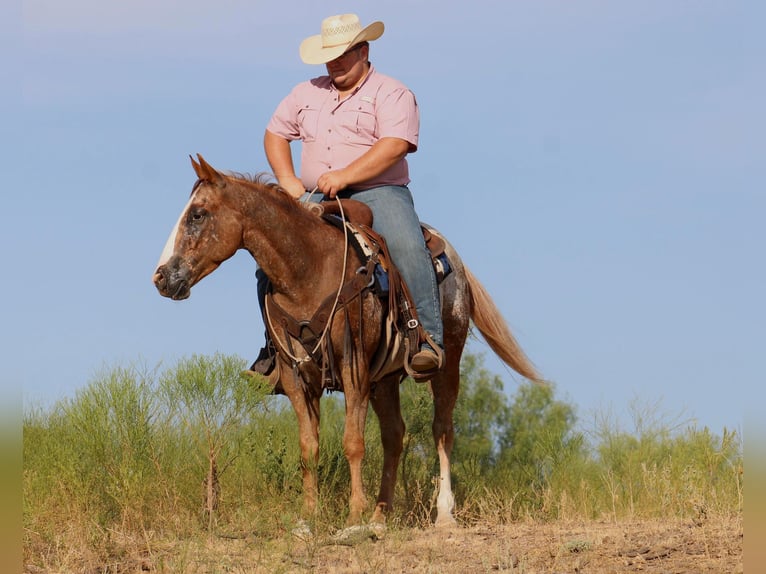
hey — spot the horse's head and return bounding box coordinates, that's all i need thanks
[153,155,245,300]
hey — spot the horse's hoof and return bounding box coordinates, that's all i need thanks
[368,521,387,538]
[434,515,458,529]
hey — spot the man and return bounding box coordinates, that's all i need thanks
[251,13,442,374]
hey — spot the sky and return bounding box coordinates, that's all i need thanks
[7,1,764,437]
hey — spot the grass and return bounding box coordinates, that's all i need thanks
[22,354,743,572]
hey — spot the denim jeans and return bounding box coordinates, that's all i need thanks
[257,186,443,349]
[333,185,443,348]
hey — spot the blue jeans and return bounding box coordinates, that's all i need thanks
[331,185,443,348]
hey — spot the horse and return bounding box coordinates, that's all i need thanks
[153,155,540,528]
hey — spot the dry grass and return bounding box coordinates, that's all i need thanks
[24,514,742,573]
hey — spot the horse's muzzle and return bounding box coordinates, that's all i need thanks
[153,261,191,301]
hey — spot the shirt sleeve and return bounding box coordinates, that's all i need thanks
[375,87,420,152]
[266,86,301,141]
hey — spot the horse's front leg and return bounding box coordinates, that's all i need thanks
[369,374,405,523]
[342,370,371,525]
[281,365,322,517]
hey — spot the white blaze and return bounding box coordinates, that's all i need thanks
[156,193,195,268]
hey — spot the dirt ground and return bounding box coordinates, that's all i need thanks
[89,515,742,573]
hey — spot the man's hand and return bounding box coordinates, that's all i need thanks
[317,170,350,198]
[316,138,410,197]
[278,175,307,198]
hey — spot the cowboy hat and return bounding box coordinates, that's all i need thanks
[299,14,384,65]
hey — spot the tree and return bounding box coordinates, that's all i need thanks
[451,353,511,478]
[159,353,270,529]
[496,381,580,496]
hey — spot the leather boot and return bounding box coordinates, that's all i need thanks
[248,340,276,376]
[411,345,441,373]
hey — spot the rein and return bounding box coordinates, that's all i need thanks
[265,194,351,367]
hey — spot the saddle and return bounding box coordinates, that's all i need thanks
[264,199,450,390]
[318,199,448,265]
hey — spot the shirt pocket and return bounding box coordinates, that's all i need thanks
[297,104,320,142]
[342,100,377,143]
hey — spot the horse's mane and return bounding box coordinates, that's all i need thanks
[223,171,324,222]
[226,171,278,188]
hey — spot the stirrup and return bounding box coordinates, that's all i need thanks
[404,337,444,381]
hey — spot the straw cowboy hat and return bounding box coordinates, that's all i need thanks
[300,14,384,65]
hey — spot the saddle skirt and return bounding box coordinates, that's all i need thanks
[319,200,451,382]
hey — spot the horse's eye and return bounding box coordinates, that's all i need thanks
[188,208,207,224]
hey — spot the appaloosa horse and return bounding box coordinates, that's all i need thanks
[153,155,539,528]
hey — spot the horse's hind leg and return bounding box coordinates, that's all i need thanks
[369,375,405,523]
[430,349,461,527]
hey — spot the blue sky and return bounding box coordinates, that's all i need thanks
[8,1,763,435]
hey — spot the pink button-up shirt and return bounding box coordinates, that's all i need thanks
[266,65,419,191]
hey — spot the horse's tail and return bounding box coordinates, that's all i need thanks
[465,265,542,382]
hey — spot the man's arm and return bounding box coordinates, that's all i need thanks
[317,137,410,198]
[263,129,306,198]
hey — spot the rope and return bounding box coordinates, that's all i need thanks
[265,192,351,366]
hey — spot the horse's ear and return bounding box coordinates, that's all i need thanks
[193,154,226,188]
[190,154,204,180]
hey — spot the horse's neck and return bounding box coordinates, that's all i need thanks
[238,187,342,303]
